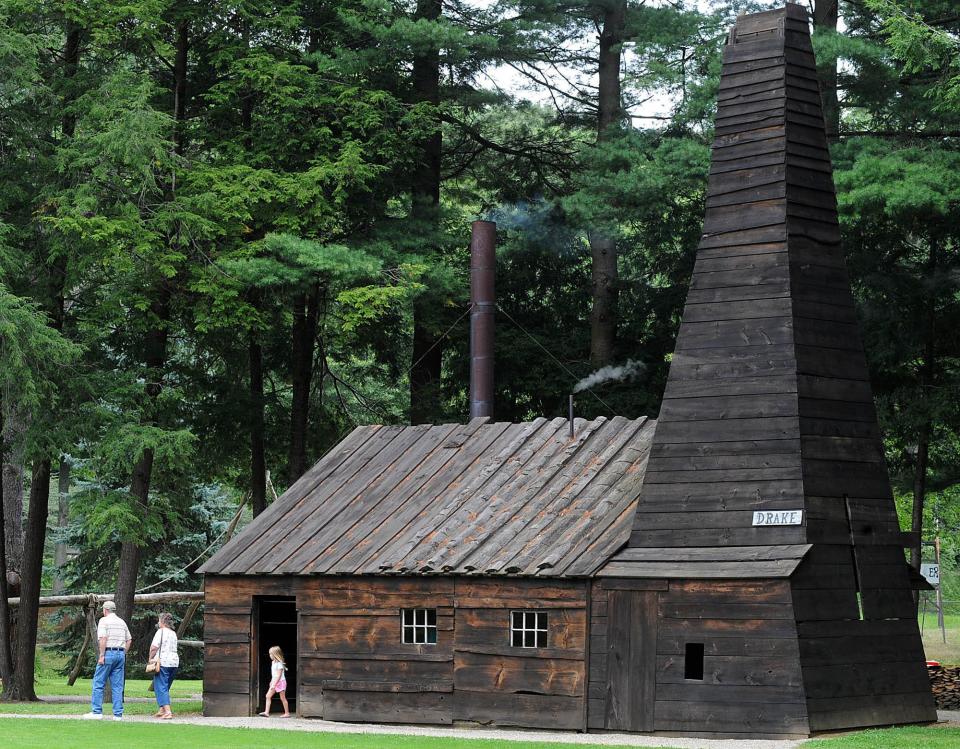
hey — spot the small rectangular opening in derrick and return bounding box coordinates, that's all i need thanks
[684,642,705,681]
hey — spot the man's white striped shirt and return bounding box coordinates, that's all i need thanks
[97,614,131,648]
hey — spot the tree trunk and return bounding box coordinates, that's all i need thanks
[6,459,52,700]
[589,0,626,369]
[288,285,320,484]
[0,406,15,691]
[173,18,189,156]
[910,248,938,575]
[410,315,444,424]
[3,23,84,699]
[116,293,169,624]
[813,0,840,139]
[115,17,187,623]
[408,0,445,425]
[1,404,25,583]
[52,459,71,594]
[249,336,267,516]
[589,233,619,368]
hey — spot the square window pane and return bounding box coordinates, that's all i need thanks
[512,611,523,629]
[536,613,547,631]
[415,609,425,625]
[427,609,437,626]
[536,631,547,648]
[427,628,437,644]
[511,630,523,647]
[403,610,413,626]
[402,625,413,643]
[524,631,535,648]
[525,612,535,629]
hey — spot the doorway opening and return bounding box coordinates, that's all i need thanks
[255,596,297,715]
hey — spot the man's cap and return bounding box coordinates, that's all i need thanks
[103,600,117,612]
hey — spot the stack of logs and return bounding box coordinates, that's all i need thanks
[929,664,960,710]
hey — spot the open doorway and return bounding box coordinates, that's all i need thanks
[254,596,298,715]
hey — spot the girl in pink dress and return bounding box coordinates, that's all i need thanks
[258,645,290,717]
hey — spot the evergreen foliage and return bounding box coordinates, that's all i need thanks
[0,0,957,694]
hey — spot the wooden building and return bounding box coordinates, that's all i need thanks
[200,4,936,738]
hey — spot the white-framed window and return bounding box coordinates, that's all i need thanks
[511,610,548,648]
[401,608,437,644]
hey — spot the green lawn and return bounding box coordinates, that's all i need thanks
[0,700,202,715]
[0,719,664,749]
[1,718,958,749]
[803,726,960,748]
[918,609,960,664]
[33,675,202,699]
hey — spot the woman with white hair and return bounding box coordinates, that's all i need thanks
[149,612,180,719]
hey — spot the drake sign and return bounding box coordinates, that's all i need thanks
[752,509,803,526]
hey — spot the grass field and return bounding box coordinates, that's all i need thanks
[803,725,960,748]
[918,608,960,664]
[0,700,202,715]
[1,718,958,749]
[0,719,666,749]
[32,674,202,699]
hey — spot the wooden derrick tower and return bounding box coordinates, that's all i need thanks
[612,2,937,732]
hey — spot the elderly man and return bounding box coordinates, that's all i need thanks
[83,600,132,720]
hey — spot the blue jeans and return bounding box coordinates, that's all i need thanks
[91,650,125,716]
[154,666,178,707]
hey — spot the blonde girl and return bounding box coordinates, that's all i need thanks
[258,645,290,717]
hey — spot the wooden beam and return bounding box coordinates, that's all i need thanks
[6,591,204,608]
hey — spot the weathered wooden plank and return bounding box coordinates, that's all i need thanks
[203,692,249,717]
[650,438,801,459]
[601,560,799,581]
[297,687,324,718]
[203,671,250,695]
[654,699,809,735]
[801,661,932,700]
[320,679,453,693]
[204,642,249,662]
[600,579,668,591]
[656,394,800,423]
[659,602,796,620]
[454,692,583,730]
[667,578,793,599]
[299,655,451,684]
[656,682,805,704]
[658,635,798,658]
[322,690,452,724]
[806,693,935,732]
[651,416,800,444]
[657,653,803,686]
[454,651,584,697]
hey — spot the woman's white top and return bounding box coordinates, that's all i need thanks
[151,627,179,668]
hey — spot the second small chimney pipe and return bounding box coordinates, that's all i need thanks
[469,220,496,420]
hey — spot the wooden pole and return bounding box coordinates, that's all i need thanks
[935,537,946,644]
[6,591,204,608]
[66,601,93,686]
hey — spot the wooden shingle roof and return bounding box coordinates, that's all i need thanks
[200,415,655,578]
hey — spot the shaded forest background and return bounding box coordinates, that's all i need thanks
[0,0,958,697]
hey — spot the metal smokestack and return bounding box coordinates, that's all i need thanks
[469,220,496,420]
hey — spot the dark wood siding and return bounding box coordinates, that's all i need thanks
[589,579,809,738]
[203,575,588,727]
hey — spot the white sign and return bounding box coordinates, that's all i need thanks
[752,509,803,526]
[921,563,940,586]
